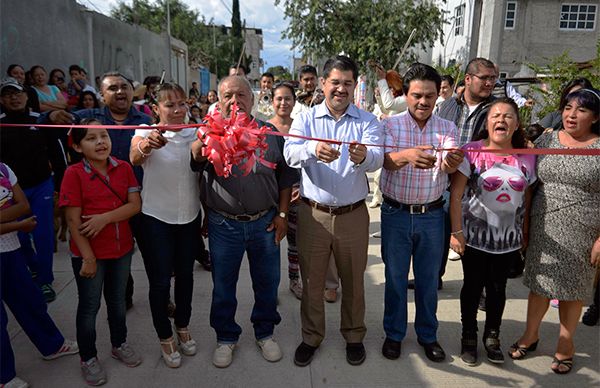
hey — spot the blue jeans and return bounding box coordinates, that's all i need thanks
[1,248,64,383]
[18,177,55,285]
[72,252,132,362]
[208,208,281,343]
[381,203,444,343]
[138,213,200,339]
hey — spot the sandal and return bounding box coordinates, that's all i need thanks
[175,327,197,356]
[508,339,538,360]
[160,337,181,368]
[551,356,573,374]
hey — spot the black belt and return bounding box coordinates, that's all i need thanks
[301,197,365,216]
[215,208,270,222]
[383,196,445,214]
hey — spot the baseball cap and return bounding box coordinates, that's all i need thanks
[0,77,24,94]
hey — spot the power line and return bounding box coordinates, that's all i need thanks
[219,0,233,15]
[79,0,104,14]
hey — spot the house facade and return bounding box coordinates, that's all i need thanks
[429,0,599,76]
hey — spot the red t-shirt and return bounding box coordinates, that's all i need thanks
[59,157,140,259]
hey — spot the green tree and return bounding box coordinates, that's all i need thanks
[527,42,600,120]
[111,0,239,78]
[275,0,446,70]
[230,0,244,65]
[266,65,292,80]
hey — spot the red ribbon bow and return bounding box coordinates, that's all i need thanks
[197,104,276,177]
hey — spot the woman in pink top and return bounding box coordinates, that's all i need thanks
[450,98,536,366]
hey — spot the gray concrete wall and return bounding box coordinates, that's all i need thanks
[0,0,187,86]
[500,0,599,75]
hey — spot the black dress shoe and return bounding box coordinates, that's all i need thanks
[346,343,366,365]
[582,303,599,326]
[418,340,446,362]
[294,342,318,366]
[382,338,401,360]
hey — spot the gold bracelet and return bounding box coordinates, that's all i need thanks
[451,230,463,236]
[82,259,96,264]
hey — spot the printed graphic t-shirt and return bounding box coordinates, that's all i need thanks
[457,140,537,253]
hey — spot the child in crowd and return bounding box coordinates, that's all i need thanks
[1,162,78,388]
[59,119,142,386]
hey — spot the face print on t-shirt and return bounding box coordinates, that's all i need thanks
[480,166,527,216]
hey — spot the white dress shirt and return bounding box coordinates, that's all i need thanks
[134,126,200,224]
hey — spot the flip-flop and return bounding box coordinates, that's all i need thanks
[551,356,573,374]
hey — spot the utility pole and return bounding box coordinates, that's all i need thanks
[213,24,218,77]
[166,0,172,82]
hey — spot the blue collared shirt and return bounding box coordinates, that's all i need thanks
[284,102,384,206]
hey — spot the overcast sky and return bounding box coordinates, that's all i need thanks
[81,0,294,71]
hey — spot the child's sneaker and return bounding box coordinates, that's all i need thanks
[42,339,79,360]
[81,357,107,386]
[550,299,559,308]
[111,342,142,367]
[0,376,29,388]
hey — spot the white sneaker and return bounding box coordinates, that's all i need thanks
[256,337,283,362]
[42,339,79,360]
[1,376,29,388]
[212,343,235,368]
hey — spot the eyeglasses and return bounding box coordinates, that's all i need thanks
[469,74,497,83]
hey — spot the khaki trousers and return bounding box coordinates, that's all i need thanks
[297,201,369,346]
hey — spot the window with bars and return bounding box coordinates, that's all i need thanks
[560,3,597,30]
[454,4,465,36]
[505,1,517,29]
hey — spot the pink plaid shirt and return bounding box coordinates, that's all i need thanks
[381,111,458,204]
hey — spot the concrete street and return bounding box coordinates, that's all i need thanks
[7,183,600,388]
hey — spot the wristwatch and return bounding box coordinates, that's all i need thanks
[278,211,287,219]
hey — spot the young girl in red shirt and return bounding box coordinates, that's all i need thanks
[59,119,142,386]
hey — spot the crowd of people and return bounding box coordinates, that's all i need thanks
[0,56,598,387]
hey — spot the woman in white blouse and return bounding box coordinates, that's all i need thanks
[130,83,200,368]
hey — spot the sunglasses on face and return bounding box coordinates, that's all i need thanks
[482,176,526,192]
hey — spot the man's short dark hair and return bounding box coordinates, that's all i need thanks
[465,58,495,76]
[100,71,133,89]
[143,75,161,87]
[230,64,247,75]
[441,74,455,87]
[322,56,358,82]
[69,64,83,74]
[192,81,197,86]
[261,72,274,81]
[298,65,317,78]
[402,63,442,95]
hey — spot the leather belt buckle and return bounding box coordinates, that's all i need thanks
[409,204,426,214]
[234,214,252,222]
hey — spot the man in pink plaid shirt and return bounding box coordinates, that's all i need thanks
[379,63,464,364]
